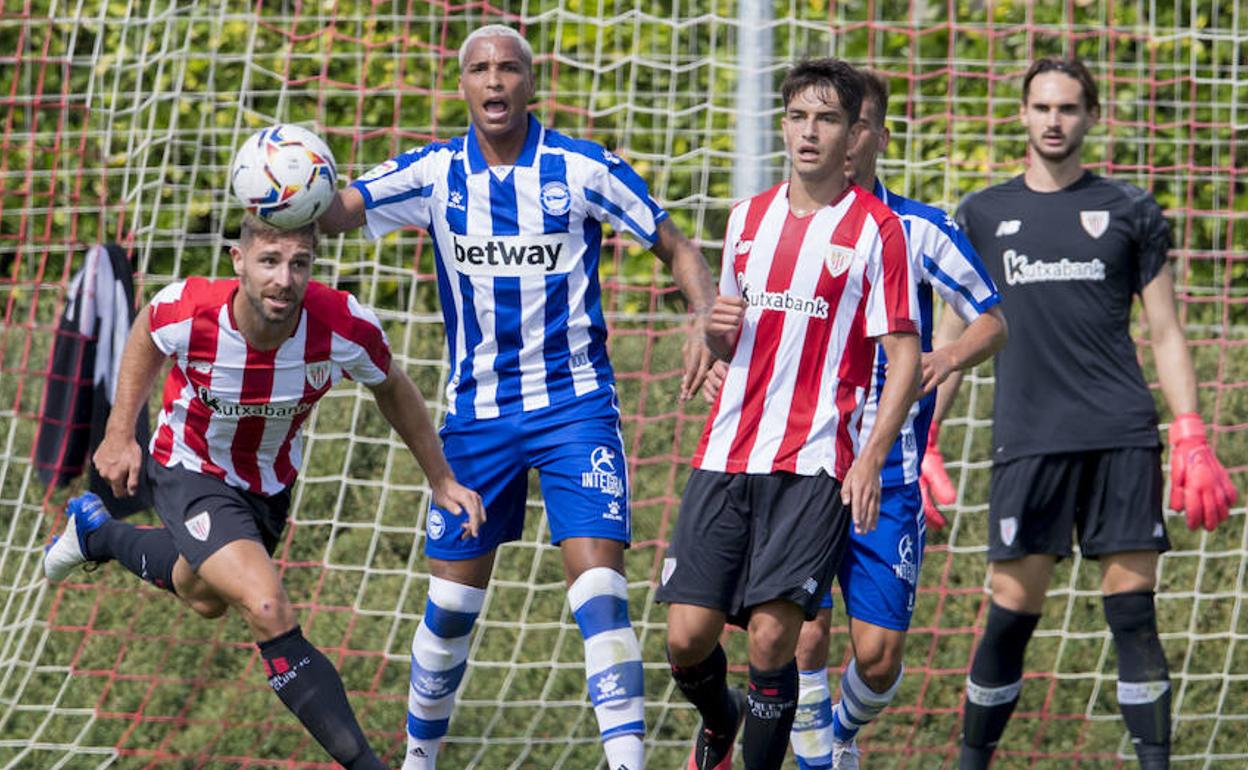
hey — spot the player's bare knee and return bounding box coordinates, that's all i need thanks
[188,596,229,619]
[238,592,297,637]
[666,613,720,665]
[795,615,831,670]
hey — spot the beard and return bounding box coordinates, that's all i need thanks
[243,281,299,325]
[1030,132,1084,163]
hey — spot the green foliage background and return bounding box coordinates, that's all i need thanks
[0,1,1244,768]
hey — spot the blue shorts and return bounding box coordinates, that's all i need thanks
[820,482,924,632]
[425,387,630,560]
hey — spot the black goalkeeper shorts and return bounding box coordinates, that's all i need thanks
[987,447,1169,562]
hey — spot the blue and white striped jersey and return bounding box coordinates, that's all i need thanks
[859,180,1001,488]
[352,115,668,419]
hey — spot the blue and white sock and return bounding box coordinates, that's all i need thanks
[831,658,903,743]
[792,668,835,769]
[403,576,485,770]
[569,567,645,770]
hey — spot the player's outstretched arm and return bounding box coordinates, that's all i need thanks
[93,312,165,498]
[650,219,717,400]
[369,364,486,538]
[1141,268,1238,531]
[843,331,921,534]
[317,187,367,236]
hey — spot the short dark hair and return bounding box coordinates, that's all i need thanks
[1022,56,1100,113]
[858,68,890,127]
[780,58,865,125]
[239,212,318,251]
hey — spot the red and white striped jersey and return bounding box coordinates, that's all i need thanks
[147,277,392,495]
[693,182,918,479]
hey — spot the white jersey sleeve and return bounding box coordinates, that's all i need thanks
[577,147,669,248]
[334,294,392,387]
[147,280,190,357]
[910,213,1001,323]
[350,144,448,239]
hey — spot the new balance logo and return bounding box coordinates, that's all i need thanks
[996,219,1021,237]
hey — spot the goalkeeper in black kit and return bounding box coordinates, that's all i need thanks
[925,57,1239,769]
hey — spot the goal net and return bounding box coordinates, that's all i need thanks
[0,1,1244,767]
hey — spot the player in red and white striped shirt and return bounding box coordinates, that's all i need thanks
[658,60,921,770]
[44,215,482,769]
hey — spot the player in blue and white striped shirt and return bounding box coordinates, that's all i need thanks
[789,72,1007,769]
[320,24,716,770]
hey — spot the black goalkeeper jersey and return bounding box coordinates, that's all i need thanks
[956,172,1170,461]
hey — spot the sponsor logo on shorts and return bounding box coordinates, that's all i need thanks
[802,577,818,595]
[540,181,572,216]
[305,360,331,390]
[603,500,624,522]
[582,446,625,498]
[661,557,676,586]
[893,534,918,586]
[427,510,446,540]
[1153,522,1165,538]
[999,516,1018,547]
[186,510,211,542]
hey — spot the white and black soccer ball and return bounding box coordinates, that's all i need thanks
[229,124,337,229]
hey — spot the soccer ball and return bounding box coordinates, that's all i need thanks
[229,124,337,229]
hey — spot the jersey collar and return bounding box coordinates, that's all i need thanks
[465,114,543,175]
[873,178,891,205]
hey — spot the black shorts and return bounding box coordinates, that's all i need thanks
[988,448,1169,562]
[146,455,291,570]
[656,468,850,629]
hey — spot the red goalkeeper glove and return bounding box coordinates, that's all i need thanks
[919,426,956,530]
[1168,413,1238,532]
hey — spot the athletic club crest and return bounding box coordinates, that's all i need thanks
[305,360,331,390]
[186,510,211,542]
[188,359,213,378]
[1080,210,1109,239]
[825,244,855,278]
[999,516,1018,547]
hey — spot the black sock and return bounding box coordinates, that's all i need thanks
[960,602,1041,770]
[742,660,798,770]
[670,644,738,737]
[258,626,386,770]
[1105,591,1171,770]
[86,520,179,594]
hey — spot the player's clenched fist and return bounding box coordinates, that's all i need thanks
[93,435,143,499]
[705,295,747,359]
